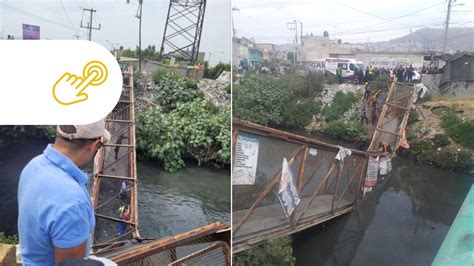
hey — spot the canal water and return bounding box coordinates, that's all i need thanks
[289,131,473,266]
[0,136,230,239]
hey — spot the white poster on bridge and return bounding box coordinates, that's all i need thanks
[232,135,259,185]
[278,158,301,218]
[365,156,379,187]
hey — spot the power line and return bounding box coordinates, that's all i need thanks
[59,0,78,33]
[235,1,446,32]
[247,20,448,40]
[0,2,77,31]
[335,2,445,35]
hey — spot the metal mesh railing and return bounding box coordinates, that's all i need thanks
[368,81,414,152]
[92,64,140,247]
[94,222,230,265]
[232,119,367,252]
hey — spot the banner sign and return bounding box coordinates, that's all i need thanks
[365,156,379,187]
[278,158,301,217]
[22,24,40,40]
[232,135,259,185]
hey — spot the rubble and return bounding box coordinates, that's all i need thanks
[134,72,159,111]
[197,71,231,107]
[319,83,364,104]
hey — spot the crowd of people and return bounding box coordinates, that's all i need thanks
[353,64,424,84]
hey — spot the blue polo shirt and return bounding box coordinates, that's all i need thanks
[18,144,95,266]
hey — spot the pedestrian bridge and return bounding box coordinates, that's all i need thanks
[232,80,414,253]
[91,62,231,264]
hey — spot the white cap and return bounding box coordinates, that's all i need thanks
[57,119,111,143]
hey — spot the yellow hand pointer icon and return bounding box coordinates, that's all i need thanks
[52,61,108,105]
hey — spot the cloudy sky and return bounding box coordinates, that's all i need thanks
[0,0,231,66]
[233,0,473,44]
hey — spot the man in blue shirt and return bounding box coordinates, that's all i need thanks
[18,120,110,265]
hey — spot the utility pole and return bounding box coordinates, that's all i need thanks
[232,7,239,38]
[137,0,143,72]
[443,0,453,53]
[287,21,298,67]
[80,8,101,41]
[126,0,143,72]
[408,28,412,52]
[299,21,303,45]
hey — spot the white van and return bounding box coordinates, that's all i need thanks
[324,58,360,81]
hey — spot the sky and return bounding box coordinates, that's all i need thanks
[232,0,474,44]
[0,0,231,66]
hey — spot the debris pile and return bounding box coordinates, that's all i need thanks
[320,83,364,104]
[134,72,159,111]
[198,71,231,107]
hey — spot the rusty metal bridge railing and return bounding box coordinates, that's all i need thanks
[91,65,140,247]
[232,119,368,253]
[232,80,415,253]
[91,61,231,264]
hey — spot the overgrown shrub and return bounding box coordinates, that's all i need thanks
[326,74,336,85]
[280,99,322,129]
[322,91,357,121]
[411,140,433,158]
[0,233,18,244]
[281,73,325,99]
[324,120,364,141]
[441,108,474,149]
[440,108,461,129]
[233,75,293,126]
[136,99,230,172]
[408,108,419,124]
[432,133,450,147]
[152,68,174,84]
[204,62,231,79]
[234,236,295,266]
[432,150,472,171]
[153,71,202,112]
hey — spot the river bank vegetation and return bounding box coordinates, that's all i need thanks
[137,71,230,173]
[405,106,473,171]
[233,73,365,141]
[233,236,296,266]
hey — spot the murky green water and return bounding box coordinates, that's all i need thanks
[0,136,230,239]
[287,130,473,266]
[137,159,230,238]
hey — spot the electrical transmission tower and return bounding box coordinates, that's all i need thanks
[81,8,101,41]
[159,0,207,64]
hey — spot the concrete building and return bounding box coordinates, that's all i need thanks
[257,43,275,61]
[233,37,263,67]
[354,52,427,68]
[298,33,364,62]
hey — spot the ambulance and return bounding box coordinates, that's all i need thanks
[324,58,361,81]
